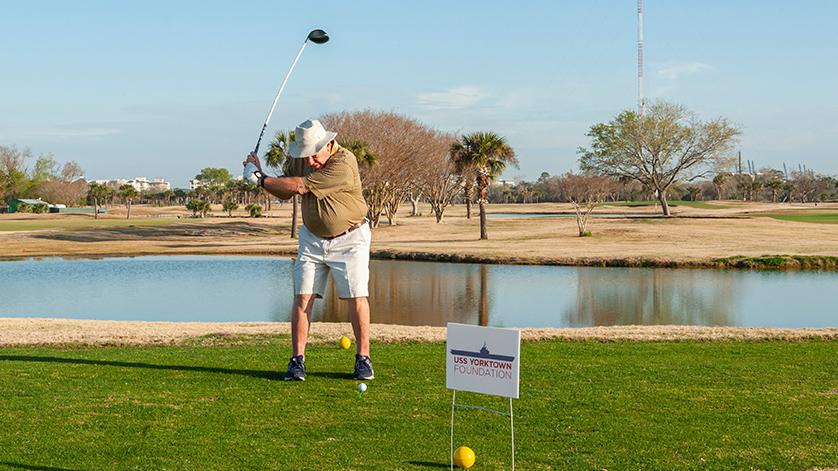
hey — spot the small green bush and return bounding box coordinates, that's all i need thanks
[245,204,262,218]
[185,199,211,217]
[222,200,239,216]
[581,230,592,237]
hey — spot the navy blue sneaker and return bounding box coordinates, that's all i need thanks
[284,355,306,381]
[353,354,374,380]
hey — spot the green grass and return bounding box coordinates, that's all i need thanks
[0,217,182,232]
[1,338,836,470]
[765,213,838,224]
[714,255,838,270]
[605,200,734,209]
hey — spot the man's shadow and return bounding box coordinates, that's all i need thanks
[306,371,354,380]
[0,355,282,381]
[0,355,359,381]
[0,462,79,471]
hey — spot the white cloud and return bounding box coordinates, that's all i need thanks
[657,61,714,80]
[416,86,489,110]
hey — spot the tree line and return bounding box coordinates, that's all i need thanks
[0,145,86,207]
[490,167,837,206]
[6,102,836,235]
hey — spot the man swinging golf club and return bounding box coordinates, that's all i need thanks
[243,119,374,381]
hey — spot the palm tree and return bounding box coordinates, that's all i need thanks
[87,183,110,219]
[712,172,730,200]
[118,184,140,219]
[450,132,518,239]
[343,140,379,222]
[766,178,785,203]
[266,130,299,238]
[451,155,477,219]
[343,140,377,169]
[222,199,239,217]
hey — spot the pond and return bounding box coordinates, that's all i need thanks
[0,256,834,328]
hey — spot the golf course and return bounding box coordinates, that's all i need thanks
[3,1,838,469]
[1,202,837,469]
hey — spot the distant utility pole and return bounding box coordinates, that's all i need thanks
[637,0,645,117]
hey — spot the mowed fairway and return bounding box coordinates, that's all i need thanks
[1,338,835,470]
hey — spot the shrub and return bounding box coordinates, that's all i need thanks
[222,200,239,217]
[185,199,211,217]
[245,204,262,218]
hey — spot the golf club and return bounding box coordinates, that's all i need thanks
[252,29,330,155]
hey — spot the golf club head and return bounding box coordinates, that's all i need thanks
[307,29,329,44]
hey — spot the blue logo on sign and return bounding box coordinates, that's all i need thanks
[450,341,515,362]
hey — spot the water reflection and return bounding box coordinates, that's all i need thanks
[563,268,738,326]
[318,262,491,326]
[318,262,741,327]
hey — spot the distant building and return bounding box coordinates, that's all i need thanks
[189,178,205,190]
[91,177,171,193]
[8,198,48,213]
[491,179,517,187]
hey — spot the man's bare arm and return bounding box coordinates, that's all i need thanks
[262,176,308,200]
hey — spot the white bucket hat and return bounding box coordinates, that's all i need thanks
[288,119,338,158]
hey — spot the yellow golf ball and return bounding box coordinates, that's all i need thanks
[339,336,352,350]
[453,446,475,469]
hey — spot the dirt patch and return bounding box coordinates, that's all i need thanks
[1,318,835,347]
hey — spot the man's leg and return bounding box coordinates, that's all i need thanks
[347,296,370,356]
[291,294,316,357]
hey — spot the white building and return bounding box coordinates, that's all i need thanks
[92,177,171,192]
[491,179,517,187]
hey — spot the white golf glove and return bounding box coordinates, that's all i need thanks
[243,162,263,185]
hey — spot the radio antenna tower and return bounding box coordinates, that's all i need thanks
[637,0,645,117]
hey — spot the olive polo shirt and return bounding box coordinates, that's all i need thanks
[288,142,368,238]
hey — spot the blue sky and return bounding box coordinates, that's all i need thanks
[1,0,836,187]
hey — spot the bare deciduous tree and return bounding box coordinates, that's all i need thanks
[37,179,88,206]
[321,110,439,228]
[412,132,459,222]
[560,173,616,236]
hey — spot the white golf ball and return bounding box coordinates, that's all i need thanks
[358,383,367,392]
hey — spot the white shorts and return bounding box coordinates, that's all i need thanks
[293,222,371,299]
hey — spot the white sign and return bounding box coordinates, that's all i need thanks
[446,323,521,399]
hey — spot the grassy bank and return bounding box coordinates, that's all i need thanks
[1,337,835,470]
[375,249,838,270]
[765,213,838,224]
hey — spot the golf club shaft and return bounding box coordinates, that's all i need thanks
[253,39,310,155]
